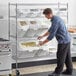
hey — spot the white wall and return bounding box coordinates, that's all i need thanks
[68,0,76,26]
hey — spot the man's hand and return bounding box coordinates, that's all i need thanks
[37,36,43,40]
[37,32,49,40]
[38,41,44,46]
[38,39,49,46]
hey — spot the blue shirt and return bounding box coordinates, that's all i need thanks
[47,16,71,44]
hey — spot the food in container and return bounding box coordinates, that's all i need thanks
[29,20,40,30]
[21,42,36,47]
[18,20,29,31]
[30,21,37,24]
[19,21,27,26]
[19,41,39,52]
[68,27,76,33]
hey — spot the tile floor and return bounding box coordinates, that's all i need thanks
[12,62,76,75]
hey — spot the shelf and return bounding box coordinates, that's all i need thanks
[73,44,76,46]
[10,16,16,18]
[16,28,48,38]
[70,33,76,37]
[9,5,68,19]
[10,16,45,18]
[0,51,11,55]
[9,3,69,61]
[59,15,68,17]
[9,3,59,6]
[59,8,67,11]
[12,50,56,59]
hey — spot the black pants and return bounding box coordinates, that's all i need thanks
[54,42,73,74]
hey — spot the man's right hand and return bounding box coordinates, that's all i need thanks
[37,36,43,40]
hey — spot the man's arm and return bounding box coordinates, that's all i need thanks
[39,39,49,46]
[39,21,59,46]
[42,31,50,37]
[38,31,49,40]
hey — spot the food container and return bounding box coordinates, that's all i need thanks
[19,40,57,52]
[18,20,29,31]
[19,40,39,52]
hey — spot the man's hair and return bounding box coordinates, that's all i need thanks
[43,8,52,15]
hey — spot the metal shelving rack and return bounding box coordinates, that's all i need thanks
[9,3,68,76]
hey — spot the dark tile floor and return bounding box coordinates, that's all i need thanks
[21,69,76,76]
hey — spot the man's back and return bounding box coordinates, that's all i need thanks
[47,16,71,44]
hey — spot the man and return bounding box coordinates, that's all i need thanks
[38,8,73,76]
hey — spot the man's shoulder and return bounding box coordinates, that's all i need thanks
[54,16,61,20]
[52,16,61,23]
[55,16,63,23]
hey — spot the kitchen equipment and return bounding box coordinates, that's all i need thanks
[0,40,12,76]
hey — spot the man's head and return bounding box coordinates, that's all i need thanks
[43,8,53,19]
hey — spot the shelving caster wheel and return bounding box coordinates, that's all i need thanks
[9,74,12,76]
[16,70,20,76]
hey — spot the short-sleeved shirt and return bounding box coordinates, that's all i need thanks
[47,16,71,44]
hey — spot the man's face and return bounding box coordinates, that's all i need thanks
[45,14,52,19]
